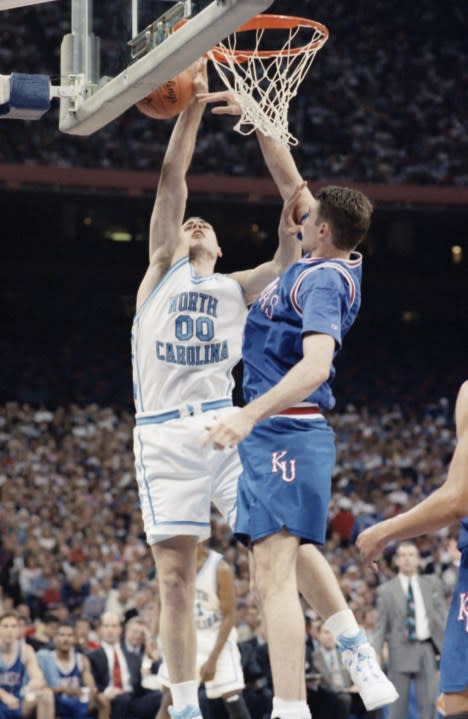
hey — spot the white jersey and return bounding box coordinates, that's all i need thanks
[195,549,237,645]
[158,548,244,697]
[132,256,247,413]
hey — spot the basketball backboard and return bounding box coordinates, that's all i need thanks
[59,0,274,136]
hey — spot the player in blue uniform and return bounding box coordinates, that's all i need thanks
[0,611,54,719]
[37,622,97,719]
[357,381,468,719]
[201,89,398,719]
[204,189,400,718]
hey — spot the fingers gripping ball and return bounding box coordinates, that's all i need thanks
[136,69,193,119]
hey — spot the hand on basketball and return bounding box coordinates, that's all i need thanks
[190,58,208,96]
[196,89,242,116]
[202,409,254,450]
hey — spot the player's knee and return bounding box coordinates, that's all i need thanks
[160,576,195,612]
[36,687,54,711]
[223,693,251,719]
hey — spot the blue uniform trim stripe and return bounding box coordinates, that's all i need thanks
[132,256,189,412]
[136,398,232,425]
[136,410,180,425]
[153,520,210,527]
[134,255,189,321]
[137,431,156,525]
[132,317,145,412]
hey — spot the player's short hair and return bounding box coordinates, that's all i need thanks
[0,610,20,625]
[315,185,373,250]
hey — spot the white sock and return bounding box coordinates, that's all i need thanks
[324,609,360,639]
[171,681,199,710]
[272,697,311,719]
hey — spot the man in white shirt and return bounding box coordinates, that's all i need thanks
[372,542,447,719]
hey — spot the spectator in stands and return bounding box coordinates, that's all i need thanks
[75,618,100,654]
[87,611,161,719]
[28,613,59,652]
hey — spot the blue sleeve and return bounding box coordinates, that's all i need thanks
[296,268,348,347]
[37,650,61,688]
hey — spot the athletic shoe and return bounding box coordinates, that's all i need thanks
[169,706,202,719]
[340,642,399,711]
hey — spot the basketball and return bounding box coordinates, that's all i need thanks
[136,69,193,120]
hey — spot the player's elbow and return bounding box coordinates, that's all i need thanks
[444,487,468,521]
[304,364,329,392]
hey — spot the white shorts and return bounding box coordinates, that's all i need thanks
[157,633,245,699]
[134,406,241,544]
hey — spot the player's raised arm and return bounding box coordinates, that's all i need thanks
[197,89,305,303]
[229,184,304,305]
[136,62,207,309]
[357,381,468,565]
[198,89,317,221]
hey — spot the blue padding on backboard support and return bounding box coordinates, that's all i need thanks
[6,73,50,119]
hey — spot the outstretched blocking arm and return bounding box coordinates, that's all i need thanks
[357,381,468,565]
[229,184,304,304]
[198,90,309,303]
[136,63,207,310]
[203,333,335,449]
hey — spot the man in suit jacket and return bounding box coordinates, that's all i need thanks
[373,541,447,719]
[87,611,161,719]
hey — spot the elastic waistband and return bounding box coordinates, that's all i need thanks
[136,398,232,425]
[275,405,324,420]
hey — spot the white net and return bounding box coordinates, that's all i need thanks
[209,17,328,146]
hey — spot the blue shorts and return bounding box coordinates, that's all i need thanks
[0,706,21,719]
[235,416,335,545]
[440,548,468,693]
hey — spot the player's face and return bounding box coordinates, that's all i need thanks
[183,217,221,259]
[55,626,76,652]
[0,618,19,647]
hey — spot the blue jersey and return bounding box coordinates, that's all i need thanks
[242,253,362,410]
[458,517,468,551]
[56,651,82,689]
[0,643,26,699]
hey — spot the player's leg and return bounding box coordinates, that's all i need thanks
[151,535,200,715]
[155,687,173,719]
[253,530,310,719]
[297,543,348,618]
[23,688,54,719]
[297,543,398,710]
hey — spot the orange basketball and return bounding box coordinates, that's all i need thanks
[136,68,193,120]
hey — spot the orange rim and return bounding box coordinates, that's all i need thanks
[209,14,329,64]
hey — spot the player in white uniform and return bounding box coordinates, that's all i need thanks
[157,544,250,719]
[131,63,301,719]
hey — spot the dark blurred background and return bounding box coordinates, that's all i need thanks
[0,0,467,410]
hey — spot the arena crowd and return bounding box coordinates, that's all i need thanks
[0,0,466,185]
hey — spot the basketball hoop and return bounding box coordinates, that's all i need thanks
[208,14,329,146]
